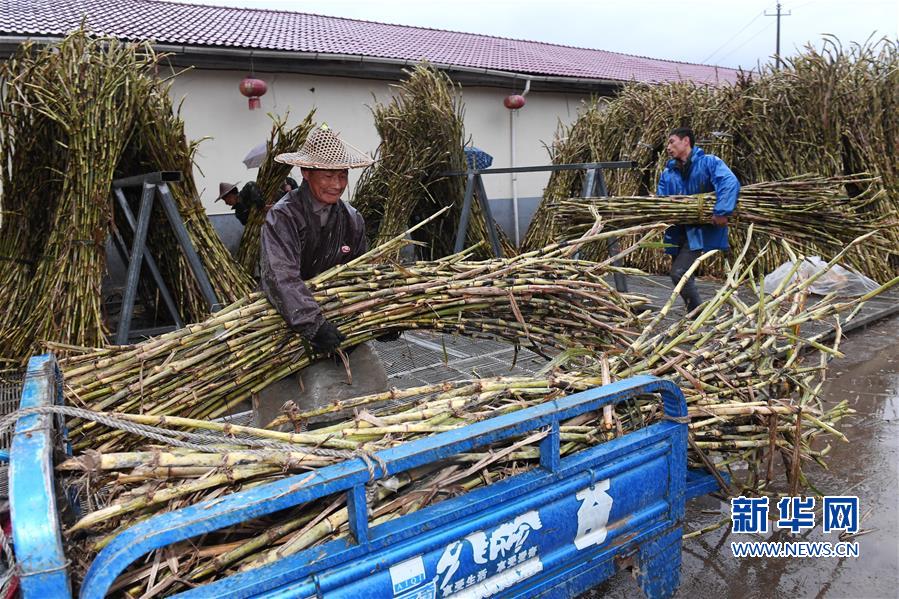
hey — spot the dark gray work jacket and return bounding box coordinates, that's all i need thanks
[260,182,366,337]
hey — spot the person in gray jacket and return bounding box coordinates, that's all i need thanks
[256,125,393,424]
[260,132,368,351]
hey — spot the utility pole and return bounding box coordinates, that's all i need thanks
[765,2,791,68]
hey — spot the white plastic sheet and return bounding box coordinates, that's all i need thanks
[763,257,880,297]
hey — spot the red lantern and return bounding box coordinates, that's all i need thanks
[503,94,526,110]
[239,77,268,110]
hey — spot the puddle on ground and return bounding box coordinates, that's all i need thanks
[880,376,899,422]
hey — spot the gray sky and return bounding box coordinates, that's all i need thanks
[174,0,898,70]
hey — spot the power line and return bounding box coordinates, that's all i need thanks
[701,9,766,64]
[717,20,777,66]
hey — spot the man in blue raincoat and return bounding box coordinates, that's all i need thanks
[657,128,740,312]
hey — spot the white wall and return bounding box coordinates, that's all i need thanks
[461,87,581,201]
[168,68,586,215]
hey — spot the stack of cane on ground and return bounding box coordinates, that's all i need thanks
[523,37,899,279]
[353,62,515,259]
[54,216,898,594]
[0,30,252,365]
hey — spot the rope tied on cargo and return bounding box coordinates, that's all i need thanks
[696,196,705,223]
[0,525,16,597]
[661,413,691,424]
[16,560,72,577]
[0,405,376,465]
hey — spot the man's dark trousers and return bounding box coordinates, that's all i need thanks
[670,245,703,312]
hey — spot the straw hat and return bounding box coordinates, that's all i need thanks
[274,124,374,169]
[215,182,239,202]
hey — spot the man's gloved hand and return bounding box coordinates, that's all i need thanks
[375,331,401,343]
[310,320,346,354]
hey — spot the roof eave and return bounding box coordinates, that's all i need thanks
[165,43,628,94]
[0,34,627,94]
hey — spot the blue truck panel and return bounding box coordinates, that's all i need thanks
[9,354,71,597]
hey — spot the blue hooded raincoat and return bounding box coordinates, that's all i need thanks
[657,146,740,256]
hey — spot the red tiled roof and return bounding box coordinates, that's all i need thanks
[0,0,739,85]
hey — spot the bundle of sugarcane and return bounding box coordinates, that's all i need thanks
[552,174,898,280]
[0,43,67,363]
[57,217,655,452]
[730,39,887,184]
[838,39,899,205]
[521,98,605,253]
[120,75,255,320]
[353,62,513,259]
[57,228,897,594]
[797,38,899,272]
[0,32,157,359]
[729,39,899,275]
[0,30,260,362]
[235,110,316,274]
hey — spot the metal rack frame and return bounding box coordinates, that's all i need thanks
[110,172,221,344]
[449,161,636,292]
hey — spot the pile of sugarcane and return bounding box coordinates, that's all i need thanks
[235,111,316,274]
[58,216,654,452]
[353,63,514,259]
[0,33,151,358]
[0,47,66,367]
[523,37,899,278]
[58,379,626,595]
[55,228,898,594]
[0,30,252,363]
[553,174,898,277]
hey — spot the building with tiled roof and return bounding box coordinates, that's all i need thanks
[0,0,737,238]
[0,0,738,90]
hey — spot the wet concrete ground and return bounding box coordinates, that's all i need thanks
[584,315,899,599]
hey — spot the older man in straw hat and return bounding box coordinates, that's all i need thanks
[255,125,394,426]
